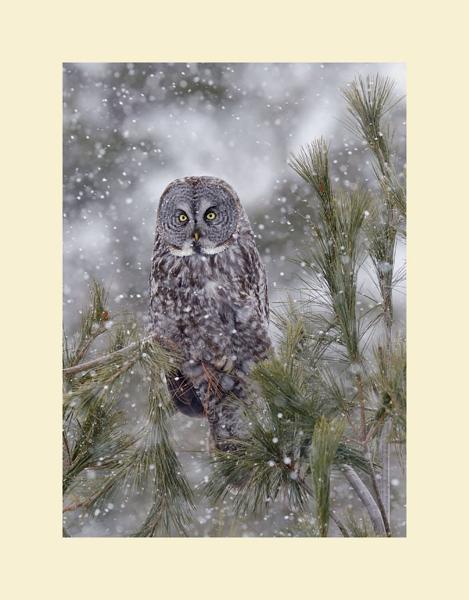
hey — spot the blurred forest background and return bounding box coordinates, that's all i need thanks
[63,63,406,536]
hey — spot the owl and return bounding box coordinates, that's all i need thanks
[149,176,271,451]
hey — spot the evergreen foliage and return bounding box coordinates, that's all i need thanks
[63,74,406,537]
[63,281,194,536]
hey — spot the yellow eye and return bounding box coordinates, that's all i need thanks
[205,211,216,221]
[178,213,188,223]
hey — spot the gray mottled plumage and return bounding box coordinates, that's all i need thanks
[149,176,271,450]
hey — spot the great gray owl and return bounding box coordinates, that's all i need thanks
[149,176,271,451]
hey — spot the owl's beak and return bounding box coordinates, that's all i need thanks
[193,230,201,242]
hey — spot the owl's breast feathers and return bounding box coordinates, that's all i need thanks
[150,233,270,366]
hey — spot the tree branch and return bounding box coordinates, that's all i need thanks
[341,464,386,536]
[62,334,156,376]
[379,418,392,524]
[330,512,350,537]
[365,449,392,536]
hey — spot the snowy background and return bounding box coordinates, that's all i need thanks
[63,63,406,536]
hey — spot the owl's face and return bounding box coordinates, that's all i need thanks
[157,176,241,256]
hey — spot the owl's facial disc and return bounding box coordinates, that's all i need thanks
[158,177,240,257]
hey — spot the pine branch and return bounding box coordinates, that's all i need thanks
[131,373,195,536]
[342,74,406,220]
[289,142,371,363]
[63,282,193,536]
[205,426,311,516]
[286,76,405,537]
[311,416,345,536]
[63,334,157,377]
[63,280,110,369]
[348,75,409,528]
[343,509,374,537]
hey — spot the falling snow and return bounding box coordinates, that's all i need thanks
[63,62,406,538]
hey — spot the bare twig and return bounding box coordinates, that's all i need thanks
[72,326,107,367]
[62,430,72,468]
[63,499,89,513]
[356,374,367,441]
[62,334,156,376]
[355,373,392,536]
[379,418,392,524]
[363,450,392,536]
[341,464,386,536]
[330,512,350,537]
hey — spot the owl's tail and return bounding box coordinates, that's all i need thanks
[167,364,249,452]
[201,367,250,452]
[206,393,246,452]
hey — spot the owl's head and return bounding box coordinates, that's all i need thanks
[156,176,243,256]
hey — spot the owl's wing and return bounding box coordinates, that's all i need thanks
[260,260,269,322]
[239,242,269,324]
[166,370,205,417]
